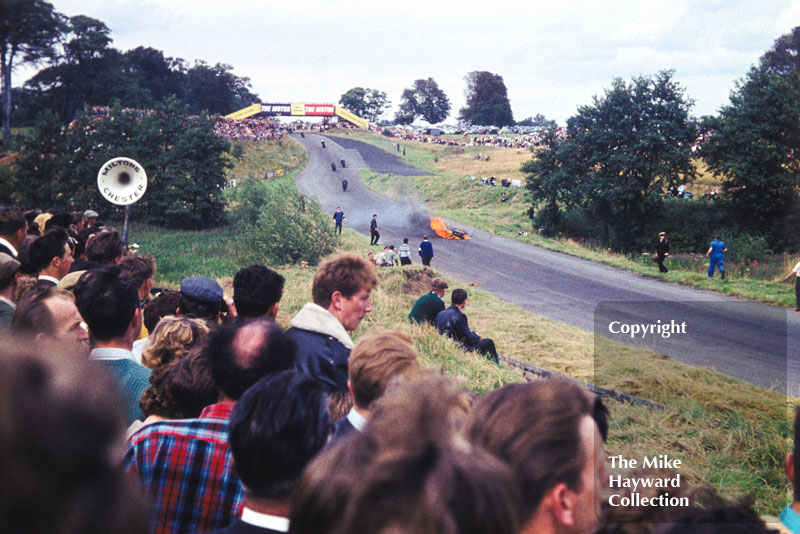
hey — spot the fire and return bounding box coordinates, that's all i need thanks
[430,217,470,240]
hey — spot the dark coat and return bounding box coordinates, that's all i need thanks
[435,305,481,347]
[287,327,350,393]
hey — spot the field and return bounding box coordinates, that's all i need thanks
[126,135,792,514]
[329,131,800,309]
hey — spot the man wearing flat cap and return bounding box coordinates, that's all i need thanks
[408,277,448,325]
[83,209,99,228]
[179,276,226,325]
[656,232,669,273]
[0,253,20,330]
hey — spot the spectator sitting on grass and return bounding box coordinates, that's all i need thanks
[434,288,498,363]
[408,277,448,326]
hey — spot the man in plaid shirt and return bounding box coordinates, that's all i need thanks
[124,318,297,534]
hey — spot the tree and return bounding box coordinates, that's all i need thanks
[25,15,129,122]
[10,96,231,228]
[184,60,257,115]
[523,71,696,250]
[458,71,514,126]
[394,78,450,125]
[339,87,389,122]
[701,27,800,244]
[517,113,557,129]
[0,0,63,150]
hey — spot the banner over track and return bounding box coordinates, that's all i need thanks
[225,102,371,128]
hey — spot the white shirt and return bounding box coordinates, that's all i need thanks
[240,508,289,532]
[792,261,800,277]
[89,347,134,361]
[38,275,60,285]
[0,237,18,258]
[346,406,368,432]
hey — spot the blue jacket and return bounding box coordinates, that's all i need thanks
[287,327,350,393]
[419,240,433,256]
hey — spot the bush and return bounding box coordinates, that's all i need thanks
[726,233,772,264]
[229,178,337,266]
[381,128,395,137]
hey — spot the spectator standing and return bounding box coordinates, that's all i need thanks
[435,288,498,363]
[369,214,380,246]
[656,231,669,273]
[85,230,126,266]
[332,207,345,235]
[408,277,448,325]
[0,253,20,330]
[233,264,285,320]
[418,235,434,266]
[179,276,226,324]
[12,285,89,349]
[287,253,377,394]
[124,319,297,534]
[465,380,608,534]
[204,371,330,534]
[706,234,727,279]
[0,207,27,258]
[28,227,74,288]
[74,267,150,425]
[398,237,412,265]
[329,329,421,446]
[784,259,800,312]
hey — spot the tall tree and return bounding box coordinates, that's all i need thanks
[339,87,390,122]
[523,70,696,250]
[701,27,800,244]
[0,0,63,150]
[394,78,450,125]
[458,71,514,126]
[184,60,256,115]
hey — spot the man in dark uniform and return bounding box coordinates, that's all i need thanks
[656,231,669,273]
[332,207,345,235]
[435,289,498,364]
[369,214,379,246]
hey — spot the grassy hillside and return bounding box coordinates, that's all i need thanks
[329,131,799,309]
[122,134,793,513]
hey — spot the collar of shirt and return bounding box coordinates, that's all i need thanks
[346,407,367,431]
[200,402,235,420]
[38,275,60,285]
[90,347,134,361]
[780,505,800,534]
[0,237,18,257]
[240,508,289,532]
[0,296,15,309]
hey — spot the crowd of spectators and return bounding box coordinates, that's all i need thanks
[214,117,291,141]
[0,202,793,534]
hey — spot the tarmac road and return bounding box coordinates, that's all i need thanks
[292,132,800,394]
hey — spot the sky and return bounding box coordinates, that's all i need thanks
[17,0,800,124]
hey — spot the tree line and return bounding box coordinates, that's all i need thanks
[524,27,800,253]
[1,1,257,150]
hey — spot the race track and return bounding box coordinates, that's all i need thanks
[292,132,800,394]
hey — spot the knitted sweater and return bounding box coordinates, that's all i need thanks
[94,358,151,425]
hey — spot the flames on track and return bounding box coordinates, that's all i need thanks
[430,217,470,240]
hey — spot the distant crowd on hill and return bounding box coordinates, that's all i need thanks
[0,202,794,534]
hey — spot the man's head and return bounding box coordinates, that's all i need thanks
[423,235,429,241]
[465,380,606,534]
[118,255,155,302]
[659,232,666,240]
[451,288,468,308]
[233,264,285,319]
[431,277,448,297]
[83,209,99,227]
[12,285,89,348]
[0,253,20,297]
[311,253,377,331]
[29,228,73,279]
[372,214,377,219]
[143,290,180,332]
[179,276,224,322]
[205,318,297,401]
[85,230,126,265]
[348,329,421,412]
[0,207,27,251]
[336,207,342,212]
[74,266,141,344]
[229,370,329,503]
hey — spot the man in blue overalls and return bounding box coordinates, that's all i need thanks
[706,234,727,279]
